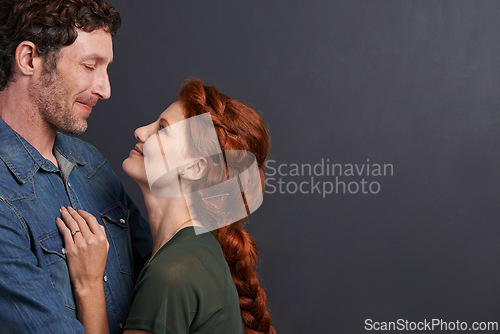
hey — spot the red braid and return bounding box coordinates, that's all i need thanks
[213,222,276,334]
[179,79,276,334]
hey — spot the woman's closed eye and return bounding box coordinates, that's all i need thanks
[158,123,169,135]
[158,119,170,135]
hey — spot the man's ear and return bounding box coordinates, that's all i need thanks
[181,158,208,181]
[15,41,42,76]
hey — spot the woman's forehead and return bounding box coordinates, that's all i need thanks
[159,101,185,124]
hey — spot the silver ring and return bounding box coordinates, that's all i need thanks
[71,230,81,236]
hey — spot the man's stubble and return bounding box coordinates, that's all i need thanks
[28,67,88,135]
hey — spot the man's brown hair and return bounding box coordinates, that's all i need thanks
[0,0,121,90]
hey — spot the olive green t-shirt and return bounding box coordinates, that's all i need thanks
[124,226,244,334]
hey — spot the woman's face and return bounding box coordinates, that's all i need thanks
[122,101,189,189]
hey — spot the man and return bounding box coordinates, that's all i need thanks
[0,1,152,333]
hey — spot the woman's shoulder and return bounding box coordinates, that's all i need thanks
[144,227,226,288]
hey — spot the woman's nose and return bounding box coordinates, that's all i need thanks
[134,125,149,142]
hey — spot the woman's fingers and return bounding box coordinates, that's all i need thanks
[77,209,103,236]
[58,207,108,245]
[65,206,91,237]
[77,209,109,251]
[59,207,85,242]
[58,207,109,252]
[55,217,75,250]
[57,207,109,290]
[101,225,109,251]
[98,224,110,252]
[60,207,83,235]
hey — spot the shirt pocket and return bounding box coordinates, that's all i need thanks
[38,231,76,311]
[99,203,133,277]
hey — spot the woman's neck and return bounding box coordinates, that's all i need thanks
[141,187,197,256]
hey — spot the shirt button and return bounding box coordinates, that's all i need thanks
[67,182,71,187]
[119,218,126,224]
[103,275,108,282]
[61,248,66,255]
[119,323,123,329]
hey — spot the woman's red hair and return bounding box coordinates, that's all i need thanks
[178,79,276,334]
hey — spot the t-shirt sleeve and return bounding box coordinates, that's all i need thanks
[124,252,203,333]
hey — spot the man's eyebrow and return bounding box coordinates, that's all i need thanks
[81,53,113,65]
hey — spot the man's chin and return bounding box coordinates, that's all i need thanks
[58,121,87,135]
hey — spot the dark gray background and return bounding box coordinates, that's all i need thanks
[80,1,500,333]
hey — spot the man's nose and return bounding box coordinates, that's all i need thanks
[92,69,111,100]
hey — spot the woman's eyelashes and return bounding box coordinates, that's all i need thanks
[158,122,170,136]
[158,118,171,132]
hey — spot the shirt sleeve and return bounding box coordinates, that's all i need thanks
[0,200,84,333]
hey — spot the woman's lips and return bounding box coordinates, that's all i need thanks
[130,145,143,156]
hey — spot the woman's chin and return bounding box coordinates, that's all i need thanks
[122,158,143,183]
[122,158,132,176]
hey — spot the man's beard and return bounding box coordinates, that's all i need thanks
[29,71,88,135]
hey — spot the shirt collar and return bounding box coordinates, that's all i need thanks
[0,118,85,184]
[54,132,87,166]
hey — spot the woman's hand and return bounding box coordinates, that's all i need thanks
[55,207,109,295]
[56,207,110,334]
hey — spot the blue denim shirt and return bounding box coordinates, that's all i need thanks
[0,119,152,333]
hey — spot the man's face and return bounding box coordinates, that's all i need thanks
[29,28,113,134]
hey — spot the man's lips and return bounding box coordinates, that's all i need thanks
[76,99,97,111]
[75,102,92,112]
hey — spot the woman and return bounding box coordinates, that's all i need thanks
[56,79,276,334]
